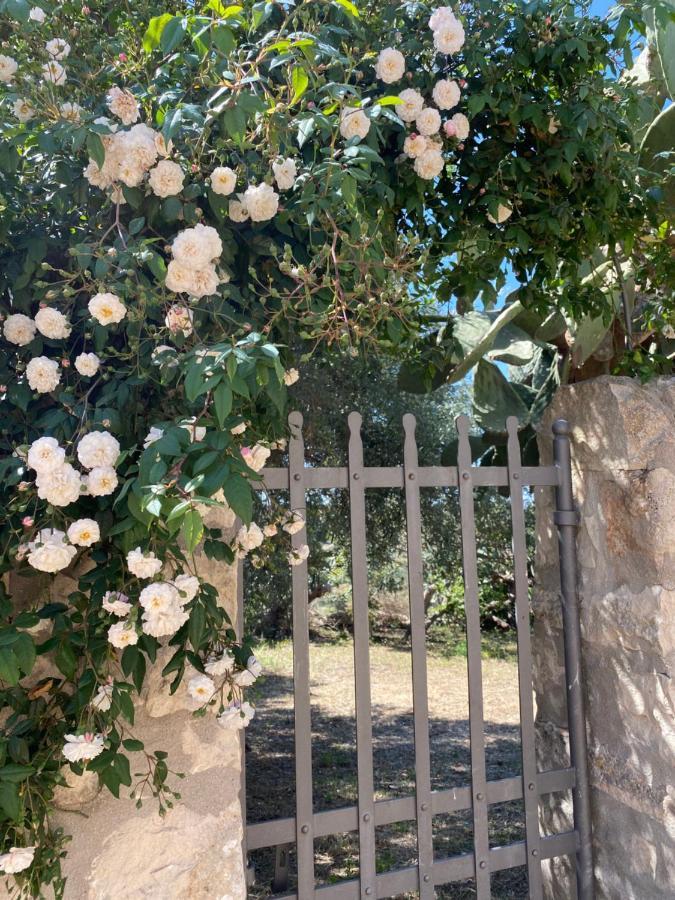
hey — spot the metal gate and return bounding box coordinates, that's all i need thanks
[244,413,594,899]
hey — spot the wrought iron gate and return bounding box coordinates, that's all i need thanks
[244,413,594,899]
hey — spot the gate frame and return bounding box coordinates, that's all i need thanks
[242,414,594,900]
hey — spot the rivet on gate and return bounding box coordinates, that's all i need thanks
[300,824,309,834]
[528,782,535,791]
[363,812,370,822]
[513,472,519,480]
[293,473,301,482]
[462,471,470,480]
[423,874,431,883]
[532,849,539,858]
[408,472,415,480]
[479,860,487,869]
[364,888,373,896]
[476,792,484,801]
[353,472,360,480]
[420,802,428,811]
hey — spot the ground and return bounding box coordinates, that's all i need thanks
[245,637,529,898]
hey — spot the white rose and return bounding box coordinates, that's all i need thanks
[434,20,466,55]
[487,204,513,225]
[88,292,126,326]
[106,86,140,125]
[429,6,457,30]
[187,674,215,702]
[4,313,36,346]
[108,622,139,648]
[272,158,297,191]
[127,547,163,578]
[27,529,77,573]
[86,466,118,497]
[446,112,470,141]
[148,160,185,198]
[102,591,131,616]
[233,669,256,687]
[45,38,70,60]
[242,443,271,472]
[77,431,120,469]
[218,701,255,729]
[74,352,100,377]
[63,733,104,763]
[263,523,277,537]
[171,224,223,267]
[116,158,145,188]
[187,265,220,299]
[432,79,461,110]
[139,581,180,614]
[210,166,237,196]
[59,102,83,123]
[42,61,66,85]
[283,368,300,386]
[141,605,188,638]
[228,196,249,222]
[165,304,194,336]
[35,307,71,340]
[165,259,196,295]
[67,518,100,547]
[283,512,305,535]
[28,436,65,473]
[395,89,425,123]
[91,683,113,712]
[403,133,428,159]
[0,55,18,83]
[29,6,46,22]
[339,107,370,141]
[289,543,310,567]
[236,523,264,552]
[36,463,82,506]
[26,356,60,393]
[173,573,199,603]
[13,99,34,122]
[374,47,405,84]
[243,183,279,222]
[416,107,442,136]
[414,148,445,180]
[205,652,235,676]
[0,846,35,874]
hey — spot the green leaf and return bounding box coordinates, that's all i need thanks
[12,634,36,677]
[472,360,530,432]
[290,66,309,106]
[122,739,144,752]
[143,13,174,53]
[160,16,188,53]
[334,0,359,16]
[0,649,20,686]
[0,764,35,783]
[181,510,204,552]
[188,603,206,652]
[213,383,233,427]
[212,25,236,55]
[55,642,78,680]
[86,132,106,168]
[221,473,252,523]
[0,781,21,823]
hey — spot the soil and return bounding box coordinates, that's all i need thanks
[245,639,529,898]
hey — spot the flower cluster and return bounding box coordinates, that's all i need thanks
[187,652,262,731]
[165,224,223,299]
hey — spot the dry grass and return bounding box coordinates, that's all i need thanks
[246,638,529,898]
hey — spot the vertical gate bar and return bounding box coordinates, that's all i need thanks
[236,557,252,889]
[272,844,291,893]
[552,420,595,900]
[288,411,315,897]
[505,417,543,899]
[347,412,377,899]
[456,415,491,899]
[402,414,435,898]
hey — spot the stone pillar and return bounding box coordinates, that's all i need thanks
[7,509,246,900]
[533,376,675,899]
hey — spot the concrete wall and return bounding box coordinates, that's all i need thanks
[533,376,675,899]
[6,508,246,900]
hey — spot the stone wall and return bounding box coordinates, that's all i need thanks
[5,508,246,900]
[533,376,675,899]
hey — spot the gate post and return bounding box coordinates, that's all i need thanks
[552,420,595,900]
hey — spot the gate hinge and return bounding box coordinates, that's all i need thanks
[554,508,580,528]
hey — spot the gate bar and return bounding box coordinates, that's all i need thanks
[552,420,595,900]
[456,415,491,898]
[347,413,377,898]
[288,411,315,896]
[402,414,434,897]
[506,417,543,898]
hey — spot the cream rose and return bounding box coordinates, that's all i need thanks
[432,79,461,110]
[148,160,185,198]
[86,466,118,497]
[4,313,36,346]
[243,183,279,222]
[67,518,101,547]
[416,107,442,136]
[26,356,61,393]
[339,107,370,141]
[88,292,127,325]
[210,166,237,196]
[272,158,297,191]
[77,431,120,469]
[35,307,71,340]
[395,89,425,123]
[106,86,140,125]
[74,352,100,377]
[0,55,18,83]
[374,47,405,84]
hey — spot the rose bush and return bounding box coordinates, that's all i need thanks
[0,0,664,893]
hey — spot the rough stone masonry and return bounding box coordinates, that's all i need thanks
[533,376,675,899]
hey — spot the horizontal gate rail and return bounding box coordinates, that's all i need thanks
[247,767,576,851]
[245,413,594,899]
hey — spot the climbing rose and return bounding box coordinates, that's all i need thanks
[272,158,297,191]
[45,38,70,59]
[416,107,442,136]
[165,303,194,334]
[403,133,428,159]
[236,523,264,552]
[243,183,279,222]
[218,701,255,729]
[3,313,36,345]
[283,368,300,385]
[171,224,222,268]
[395,89,425,123]
[26,356,61,393]
[228,197,249,222]
[77,431,120,469]
[187,674,215,702]
[88,292,127,326]
[374,47,405,84]
[27,436,65,473]
[432,79,461,110]
[173,573,200,603]
[29,6,46,21]
[35,307,71,340]
[139,581,180,614]
[126,547,162,578]
[67,518,100,547]
[42,61,66,85]
[0,847,35,874]
[74,352,100,377]
[205,651,235,676]
[414,148,445,180]
[106,85,139,124]
[108,621,138,648]
[62,733,104,763]
[36,463,81,506]
[13,99,34,122]
[340,107,370,141]
[60,102,83,123]
[102,591,131,616]
[91,684,113,712]
[148,160,185,197]
[210,166,237,195]
[289,544,310,567]
[0,55,18,82]
[27,529,77,573]
[444,112,470,140]
[86,466,118,497]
